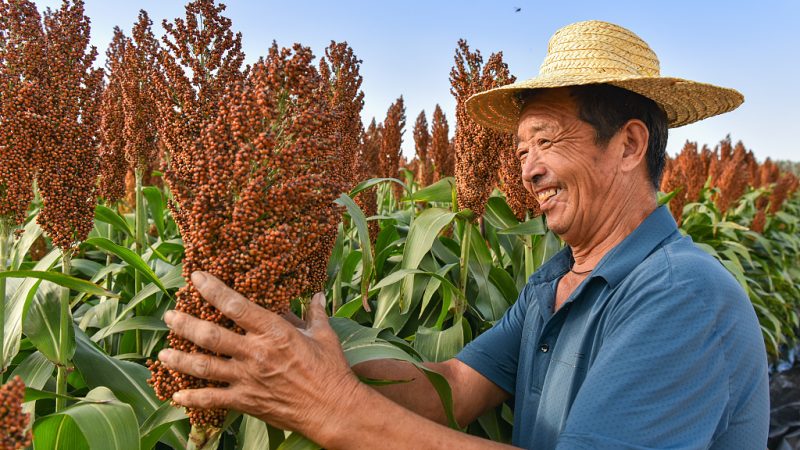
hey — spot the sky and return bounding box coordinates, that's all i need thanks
[34,0,800,162]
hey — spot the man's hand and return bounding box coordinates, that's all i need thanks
[157,271,361,438]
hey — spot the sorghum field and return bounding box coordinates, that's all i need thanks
[1,1,798,449]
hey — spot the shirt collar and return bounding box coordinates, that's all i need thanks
[531,206,679,289]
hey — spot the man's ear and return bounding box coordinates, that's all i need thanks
[618,119,649,173]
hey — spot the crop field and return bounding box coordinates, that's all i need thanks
[0,0,798,448]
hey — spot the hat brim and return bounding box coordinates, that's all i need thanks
[465,74,744,133]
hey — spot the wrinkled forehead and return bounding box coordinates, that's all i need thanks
[516,88,579,139]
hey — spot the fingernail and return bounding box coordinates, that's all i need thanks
[314,292,325,308]
[159,349,173,363]
[164,310,175,327]
[172,391,184,403]
[192,271,207,288]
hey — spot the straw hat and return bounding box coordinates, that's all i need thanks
[466,20,743,132]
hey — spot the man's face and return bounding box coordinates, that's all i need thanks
[516,88,623,243]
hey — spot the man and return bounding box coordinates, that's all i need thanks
[158,20,769,449]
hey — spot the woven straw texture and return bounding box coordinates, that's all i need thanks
[466,20,743,132]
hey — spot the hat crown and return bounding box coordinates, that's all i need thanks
[539,20,661,80]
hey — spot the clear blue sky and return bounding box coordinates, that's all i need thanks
[37,0,800,162]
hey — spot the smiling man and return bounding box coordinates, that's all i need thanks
[158,20,769,449]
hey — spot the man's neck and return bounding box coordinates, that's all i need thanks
[567,196,657,270]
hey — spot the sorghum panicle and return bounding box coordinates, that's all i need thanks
[154,0,245,217]
[97,27,128,202]
[35,0,103,250]
[354,119,382,240]
[318,41,365,191]
[0,0,45,227]
[380,96,406,199]
[0,376,31,450]
[413,110,433,187]
[430,104,453,181]
[450,40,516,218]
[149,43,346,429]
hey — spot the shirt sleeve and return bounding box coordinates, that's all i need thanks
[455,282,531,395]
[556,249,752,449]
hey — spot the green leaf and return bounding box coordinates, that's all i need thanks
[532,230,561,269]
[277,433,320,450]
[33,387,140,450]
[139,400,188,450]
[92,316,168,342]
[3,248,61,371]
[0,270,116,298]
[414,317,465,362]
[497,217,546,236]
[143,186,166,238]
[72,328,188,449]
[483,196,521,231]
[350,177,407,198]
[238,416,285,450]
[335,194,374,311]
[10,218,45,270]
[94,204,133,237]
[400,208,458,313]
[84,237,167,294]
[23,280,75,365]
[410,177,455,203]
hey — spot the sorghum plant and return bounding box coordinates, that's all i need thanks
[380,96,406,199]
[154,0,245,217]
[150,43,346,432]
[0,0,45,228]
[0,376,30,450]
[97,27,128,203]
[36,0,103,251]
[430,104,453,181]
[450,39,515,218]
[413,110,433,187]
[318,41,365,191]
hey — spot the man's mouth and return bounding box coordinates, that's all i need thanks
[536,187,563,206]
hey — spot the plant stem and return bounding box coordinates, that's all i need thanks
[0,219,9,373]
[457,220,472,318]
[135,168,146,355]
[56,250,72,411]
[524,234,535,278]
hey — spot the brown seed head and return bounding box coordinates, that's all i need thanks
[0,376,31,450]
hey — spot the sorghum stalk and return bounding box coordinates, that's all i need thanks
[134,167,146,353]
[55,250,72,411]
[0,219,9,371]
[458,221,472,315]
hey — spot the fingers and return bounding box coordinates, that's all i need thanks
[280,310,306,329]
[158,349,240,383]
[164,310,248,359]
[172,387,235,410]
[303,292,333,339]
[191,271,290,334]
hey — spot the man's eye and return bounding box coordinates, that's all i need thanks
[537,139,551,147]
[517,150,528,161]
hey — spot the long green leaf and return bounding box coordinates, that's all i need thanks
[92,316,168,341]
[139,400,188,450]
[33,387,140,450]
[3,249,61,371]
[94,205,133,237]
[143,186,166,238]
[23,281,75,365]
[400,208,458,313]
[0,269,115,298]
[72,328,188,448]
[335,194,374,312]
[410,177,455,203]
[10,218,44,270]
[83,237,167,294]
[414,317,465,362]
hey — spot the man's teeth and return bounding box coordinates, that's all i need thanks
[537,188,562,204]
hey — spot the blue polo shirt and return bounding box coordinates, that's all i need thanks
[456,206,769,449]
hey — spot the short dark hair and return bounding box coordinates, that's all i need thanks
[518,84,668,189]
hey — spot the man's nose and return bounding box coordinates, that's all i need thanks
[521,154,546,186]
